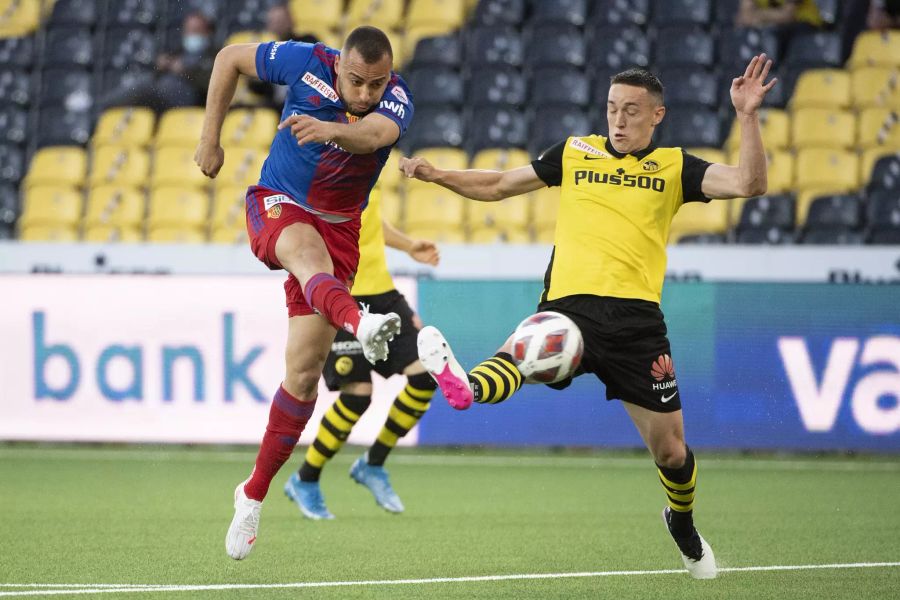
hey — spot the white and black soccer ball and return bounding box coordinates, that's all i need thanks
[511,311,584,384]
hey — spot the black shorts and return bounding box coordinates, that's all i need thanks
[537,295,682,413]
[323,289,419,391]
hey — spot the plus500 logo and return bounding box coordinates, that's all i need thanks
[778,336,900,435]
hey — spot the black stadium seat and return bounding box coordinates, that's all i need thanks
[654,27,714,68]
[677,232,728,244]
[713,0,741,24]
[802,230,866,245]
[467,66,527,107]
[98,67,153,99]
[43,27,94,68]
[737,194,795,232]
[658,68,719,108]
[101,28,158,70]
[529,106,591,157]
[223,0,268,34]
[804,194,864,232]
[0,37,35,70]
[525,24,585,69]
[736,227,797,244]
[401,107,464,153]
[410,34,462,69]
[657,107,723,147]
[591,67,617,105]
[36,109,91,147]
[867,190,900,239]
[866,154,900,194]
[531,0,588,26]
[472,0,525,26]
[105,0,159,27]
[588,26,651,69]
[467,27,524,67]
[404,68,464,107]
[530,67,590,108]
[0,106,27,145]
[0,70,33,108]
[0,144,25,184]
[718,28,780,70]
[467,106,529,153]
[784,32,843,68]
[651,0,712,26]
[38,69,94,112]
[0,183,18,227]
[48,0,99,27]
[589,0,651,27]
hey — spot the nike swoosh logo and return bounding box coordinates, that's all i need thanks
[661,392,678,403]
[583,154,604,160]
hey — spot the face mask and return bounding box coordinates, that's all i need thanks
[183,34,209,54]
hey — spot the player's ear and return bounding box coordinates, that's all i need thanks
[652,105,666,127]
[334,54,341,74]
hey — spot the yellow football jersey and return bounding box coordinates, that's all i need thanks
[351,186,395,296]
[533,135,710,304]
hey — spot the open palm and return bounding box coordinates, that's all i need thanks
[730,54,777,115]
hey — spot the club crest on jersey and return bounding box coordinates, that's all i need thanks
[642,160,660,172]
[302,71,339,102]
[391,86,409,104]
[568,138,610,158]
[267,204,282,219]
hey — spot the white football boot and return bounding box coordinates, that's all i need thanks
[417,325,474,410]
[356,306,401,364]
[662,507,717,579]
[225,481,261,560]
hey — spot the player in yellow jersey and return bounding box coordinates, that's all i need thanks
[400,55,777,579]
[283,186,440,519]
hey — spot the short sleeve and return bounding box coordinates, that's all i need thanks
[375,79,414,138]
[681,150,712,203]
[531,140,566,187]
[255,41,314,86]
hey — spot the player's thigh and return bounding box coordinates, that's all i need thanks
[622,402,686,467]
[285,313,338,397]
[274,221,334,284]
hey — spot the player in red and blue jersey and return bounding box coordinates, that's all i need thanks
[194,26,414,560]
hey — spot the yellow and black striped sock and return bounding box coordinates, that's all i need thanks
[298,393,371,482]
[469,352,524,404]
[368,372,436,466]
[657,446,697,536]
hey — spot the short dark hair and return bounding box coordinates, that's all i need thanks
[610,68,664,103]
[344,26,393,63]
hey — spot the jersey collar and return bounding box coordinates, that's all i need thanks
[604,137,657,160]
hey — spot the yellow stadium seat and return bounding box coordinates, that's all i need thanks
[289,0,342,31]
[534,227,555,244]
[790,69,851,109]
[211,186,247,230]
[857,107,900,149]
[685,147,727,165]
[725,109,790,152]
[849,30,900,69]
[669,200,729,242]
[402,25,455,62]
[730,148,795,194]
[468,196,530,230]
[215,148,266,189]
[851,67,897,109]
[532,187,559,237]
[346,0,404,30]
[224,30,269,46]
[860,146,900,185]
[148,187,209,230]
[152,147,209,189]
[19,225,79,242]
[380,186,404,226]
[471,148,531,171]
[0,1,40,37]
[155,108,206,148]
[405,187,466,230]
[407,0,465,29]
[404,225,466,243]
[222,109,279,149]
[83,224,143,243]
[795,148,859,194]
[469,226,531,244]
[147,227,207,243]
[85,185,145,228]
[89,146,151,187]
[412,147,468,170]
[20,186,82,228]
[790,108,855,150]
[24,146,87,189]
[379,150,403,191]
[210,226,249,244]
[93,107,156,148]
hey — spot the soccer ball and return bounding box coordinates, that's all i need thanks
[511,311,584,384]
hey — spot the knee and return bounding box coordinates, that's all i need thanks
[284,367,321,401]
[654,442,687,469]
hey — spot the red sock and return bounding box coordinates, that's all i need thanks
[304,272,361,334]
[243,385,316,501]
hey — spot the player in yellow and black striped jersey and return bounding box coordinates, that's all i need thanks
[283,186,441,519]
[401,55,778,579]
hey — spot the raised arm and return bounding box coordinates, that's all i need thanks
[399,159,545,202]
[279,112,400,155]
[700,54,777,200]
[195,44,260,178]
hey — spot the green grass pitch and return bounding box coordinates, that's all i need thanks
[1,445,898,599]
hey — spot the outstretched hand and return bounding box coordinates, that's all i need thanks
[278,114,336,146]
[399,156,438,182]
[408,239,440,266]
[731,54,778,116]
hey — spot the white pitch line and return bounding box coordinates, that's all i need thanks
[1,562,899,597]
[0,446,899,473]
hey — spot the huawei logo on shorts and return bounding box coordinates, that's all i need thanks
[651,354,675,381]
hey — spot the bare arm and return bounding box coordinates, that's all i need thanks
[195,44,260,177]
[279,112,400,154]
[399,160,545,201]
[383,219,440,266]
[701,54,777,199]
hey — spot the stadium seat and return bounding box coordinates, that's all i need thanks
[408,34,462,69]
[848,30,900,69]
[152,147,209,189]
[471,148,531,171]
[42,26,93,68]
[89,146,150,187]
[800,193,863,232]
[403,225,466,243]
[148,187,209,231]
[379,150,402,192]
[468,194,530,231]
[784,32,843,68]
[0,1,41,37]
[155,108,207,148]
[740,149,795,194]
[675,232,728,244]
[795,149,859,194]
[147,227,206,243]
[288,0,342,32]
[669,200,729,242]
[657,68,718,108]
[19,186,83,229]
[467,66,526,107]
[405,187,466,230]
[0,143,24,184]
[0,183,17,227]
[471,0,525,26]
[725,108,790,152]
[223,30,269,47]
[791,108,855,150]
[790,69,851,110]
[346,0,404,30]
[401,107,464,153]
[469,226,531,244]
[210,225,248,244]
[850,67,896,109]
[0,37,35,70]
[685,147,726,165]
[211,186,247,232]
[654,27,714,69]
[410,147,469,172]
[0,69,32,108]
[867,189,900,240]
[221,108,279,149]
[407,0,465,30]
[652,0,711,25]
[530,0,587,26]
[36,109,91,147]
[528,106,591,158]
[85,185,145,229]
[717,27,779,70]
[588,26,651,69]
[657,107,723,148]
[525,24,585,69]
[48,0,98,27]
[737,194,795,231]
[588,0,650,27]
[866,154,900,194]
[106,0,158,27]
[467,106,529,153]
[19,224,79,242]
[530,67,590,108]
[215,148,266,189]
[405,67,464,107]
[24,146,87,189]
[857,108,900,149]
[222,0,269,34]
[83,224,143,242]
[801,229,866,244]
[466,27,524,67]
[532,187,559,237]
[101,28,158,71]
[38,68,93,112]
[860,148,900,188]
[93,107,156,148]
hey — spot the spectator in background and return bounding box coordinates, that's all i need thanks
[868,0,900,28]
[101,12,216,113]
[736,0,824,28]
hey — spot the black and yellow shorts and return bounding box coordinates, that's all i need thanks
[323,289,420,391]
[537,295,682,413]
